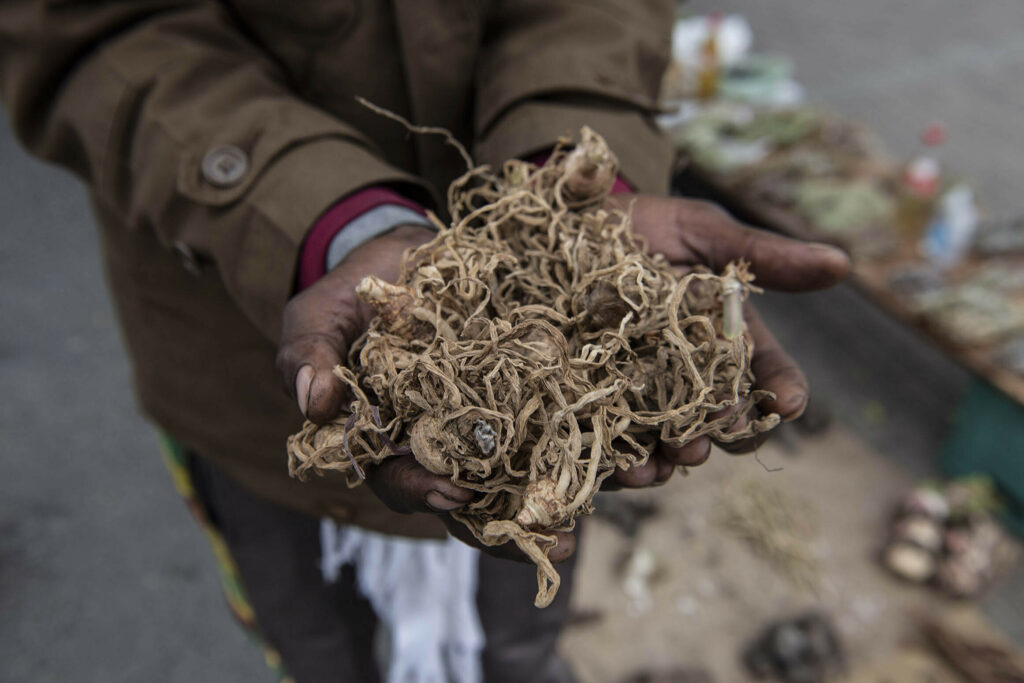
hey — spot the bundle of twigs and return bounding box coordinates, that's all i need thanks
[288,128,779,606]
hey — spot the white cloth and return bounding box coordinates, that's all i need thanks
[320,521,484,683]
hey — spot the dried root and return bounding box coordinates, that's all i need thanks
[287,127,779,607]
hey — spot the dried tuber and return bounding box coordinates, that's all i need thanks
[288,128,779,607]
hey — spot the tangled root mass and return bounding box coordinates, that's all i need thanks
[288,128,779,607]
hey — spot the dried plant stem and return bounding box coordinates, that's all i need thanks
[288,128,779,607]
[355,96,474,172]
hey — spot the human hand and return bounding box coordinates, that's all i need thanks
[276,225,577,563]
[603,194,851,487]
[366,452,577,564]
[277,225,470,509]
[277,224,436,423]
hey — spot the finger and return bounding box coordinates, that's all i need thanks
[657,436,712,467]
[711,306,806,453]
[366,453,474,515]
[679,203,851,292]
[610,457,659,488]
[709,402,751,432]
[601,477,624,492]
[275,332,347,424]
[653,456,675,484]
[717,431,770,454]
[547,530,578,563]
[745,305,809,422]
[708,402,763,454]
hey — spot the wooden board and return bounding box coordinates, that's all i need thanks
[673,163,1024,407]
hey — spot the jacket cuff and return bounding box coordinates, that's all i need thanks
[475,99,673,196]
[231,138,433,342]
[297,188,428,290]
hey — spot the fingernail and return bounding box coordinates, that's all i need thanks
[810,242,842,254]
[296,365,315,417]
[782,394,809,422]
[811,243,852,264]
[426,490,465,512]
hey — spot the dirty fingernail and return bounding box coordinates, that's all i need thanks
[426,490,465,512]
[296,365,315,417]
[809,242,846,256]
[810,243,852,269]
[781,393,809,421]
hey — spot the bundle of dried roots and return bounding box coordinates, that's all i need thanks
[288,127,779,607]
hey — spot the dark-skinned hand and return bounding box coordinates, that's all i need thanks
[601,194,850,490]
[276,224,575,563]
[276,196,850,562]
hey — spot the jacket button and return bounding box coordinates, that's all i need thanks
[201,144,249,187]
[172,241,201,276]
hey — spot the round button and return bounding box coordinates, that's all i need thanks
[201,144,249,187]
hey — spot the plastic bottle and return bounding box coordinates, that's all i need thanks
[920,185,978,269]
[697,13,723,100]
[895,122,947,239]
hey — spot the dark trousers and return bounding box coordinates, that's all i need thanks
[188,454,577,683]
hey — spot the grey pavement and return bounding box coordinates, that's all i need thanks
[690,0,1024,646]
[695,0,1024,217]
[2,2,1023,681]
[0,110,269,681]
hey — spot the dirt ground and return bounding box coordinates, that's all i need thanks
[559,422,1021,682]
[4,0,1024,679]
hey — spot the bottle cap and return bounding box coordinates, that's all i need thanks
[920,122,948,148]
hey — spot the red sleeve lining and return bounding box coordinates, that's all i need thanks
[298,187,425,290]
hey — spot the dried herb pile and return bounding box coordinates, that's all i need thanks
[288,128,779,607]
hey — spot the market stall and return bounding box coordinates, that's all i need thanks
[659,12,1024,534]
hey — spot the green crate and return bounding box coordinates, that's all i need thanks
[941,380,1024,537]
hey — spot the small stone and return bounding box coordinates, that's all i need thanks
[473,420,497,455]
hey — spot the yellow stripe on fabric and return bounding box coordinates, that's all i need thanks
[155,433,293,683]
[156,432,194,497]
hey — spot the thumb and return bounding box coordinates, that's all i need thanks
[276,224,435,423]
[276,331,348,424]
[276,275,365,423]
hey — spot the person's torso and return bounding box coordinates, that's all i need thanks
[223,0,488,191]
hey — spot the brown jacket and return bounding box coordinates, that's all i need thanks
[0,0,674,536]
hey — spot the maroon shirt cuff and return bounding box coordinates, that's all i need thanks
[298,187,425,290]
[299,155,630,291]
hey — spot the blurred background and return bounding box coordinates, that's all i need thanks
[2,1,1023,681]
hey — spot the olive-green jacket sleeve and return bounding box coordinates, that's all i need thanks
[474,0,676,195]
[0,0,430,341]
